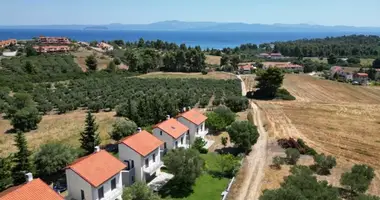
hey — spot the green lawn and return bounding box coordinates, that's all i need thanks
[161,153,230,200]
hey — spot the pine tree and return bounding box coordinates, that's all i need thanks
[0,156,13,191]
[80,111,100,155]
[12,132,32,185]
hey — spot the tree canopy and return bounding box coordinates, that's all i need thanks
[85,55,98,71]
[12,132,32,185]
[122,182,162,200]
[255,68,284,98]
[80,111,100,155]
[109,118,137,141]
[340,164,375,195]
[227,120,259,153]
[206,106,236,132]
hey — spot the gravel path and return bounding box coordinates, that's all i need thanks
[235,75,269,200]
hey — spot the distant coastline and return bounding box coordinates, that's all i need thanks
[1,29,379,49]
[84,26,108,30]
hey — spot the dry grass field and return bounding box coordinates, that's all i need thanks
[72,47,113,71]
[307,57,374,66]
[253,74,380,195]
[138,71,236,79]
[0,111,118,157]
[205,55,221,65]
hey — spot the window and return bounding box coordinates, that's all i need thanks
[164,142,167,149]
[124,160,130,170]
[175,141,178,147]
[153,153,156,162]
[160,131,162,136]
[145,158,149,167]
[181,137,183,144]
[81,190,85,200]
[98,187,104,199]
[131,176,135,183]
[196,128,199,134]
[111,178,116,190]
[131,160,134,168]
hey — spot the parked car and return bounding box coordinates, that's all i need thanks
[352,81,360,85]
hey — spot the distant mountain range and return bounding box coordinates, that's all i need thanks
[2,20,380,32]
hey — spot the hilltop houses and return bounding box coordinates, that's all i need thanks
[33,45,70,53]
[38,36,71,44]
[97,42,114,51]
[65,148,126,200]
[0,173,63,200]
[0,39,17,48]
[262,62,304,73]
[258,52,284,59]
[239,64,254,74]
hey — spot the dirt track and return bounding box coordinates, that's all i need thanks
[233,76,268,200]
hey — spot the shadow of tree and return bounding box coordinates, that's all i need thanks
[215,147,244,156]
[158,179,194,198]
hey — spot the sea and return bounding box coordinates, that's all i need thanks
[1,29,380,49]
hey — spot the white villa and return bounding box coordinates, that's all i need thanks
[176,109,208,144]
[118,130,164,185]
[0,173,63,200]
[152,116,190,152]
[65,148,126,200]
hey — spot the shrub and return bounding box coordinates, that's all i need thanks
[113,57,121,65]
[216,154,240,178]
[340,164,375,195]
[224,96,249,112]
[206,106,236,131]
[192,137,207,153]
[297,138,317,156]
[272,156,284,170]
[221,137,228,147]
[201,70,208,75]
[199,148,208,154]
[312,153,337,175]
[285,148,300,165]
[109,118,138,141]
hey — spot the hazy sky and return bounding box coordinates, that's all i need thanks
[1,0,379,26]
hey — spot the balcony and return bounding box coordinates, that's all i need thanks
[106,187,123,200]
[195,128,209,139]
[143,161,164,175]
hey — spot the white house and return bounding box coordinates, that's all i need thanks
[0,173,64,200]
[119,130,164,185]
[176,109,208,144]
[65,148,127,200]
[152,116,190,152]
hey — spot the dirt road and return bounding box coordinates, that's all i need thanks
[235,75,268,200]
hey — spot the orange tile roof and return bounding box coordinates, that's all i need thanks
[120,130,163,156]
[66,150,126,187]
[153,118,189,139]
[0,178,64,200]
[177,109,207,125]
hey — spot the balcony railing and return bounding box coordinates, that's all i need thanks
[106,187,123,199]
[195,129,209,138]
[143,161,164,175]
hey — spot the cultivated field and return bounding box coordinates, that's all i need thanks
[0,111,118,157]
[254,74,380,195]
[138,71,236,79]
[72,47,113,71]
[205,55,221,65]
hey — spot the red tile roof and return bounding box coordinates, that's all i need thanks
[120,130,163,157]
[153,118,189,139]
[66,150,126,187]
[177,109,207,125]
[0,178,64,200]
[355,73,368,77]
[240,65,253,70]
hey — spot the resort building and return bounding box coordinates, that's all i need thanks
[33,45,70,53]
[38,36,71,44]
[0,39,17,48]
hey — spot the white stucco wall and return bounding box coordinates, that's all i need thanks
[66,169,93,200]
[66,169,123,200]
[152,128,187,150]
[118,143,142,182]
[177,117,205,144]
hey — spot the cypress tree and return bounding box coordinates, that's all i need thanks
[0,156,13,191]
[12,131,32,185]
[80,111,100,155]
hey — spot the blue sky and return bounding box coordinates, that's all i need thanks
[1,0,379,26]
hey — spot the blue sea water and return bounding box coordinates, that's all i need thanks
[1,29,379,49]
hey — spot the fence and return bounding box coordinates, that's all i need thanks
[221,157,245,200]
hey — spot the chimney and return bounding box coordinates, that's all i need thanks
[182,107,186,112]
[137,127,142,132]
[166,115,170,120]
[187,106,191,111]
[94,146,100,152]
[25,172,33,182]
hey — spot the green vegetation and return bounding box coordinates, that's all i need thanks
[123,182,162,200]
[247,67,294,100]
[268,35,380,58]
[206,106,236,132]
[80,111,100,155]
[312,153,337,175]
[340,164,375,196]
[285,148,300,165]
[227,120,259,153]
[0,156,13,191]
[34,142,78,178]
[161,148,205,197]
[109,118,137,141]
[192,138,208,154]
[224,96,249,112]
[12,132,32,185]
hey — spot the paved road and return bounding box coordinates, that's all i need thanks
[235,75,268,200]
